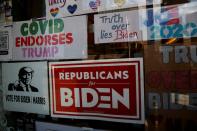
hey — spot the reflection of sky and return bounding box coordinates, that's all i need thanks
[178,1,197,24]
[179,1,197,15]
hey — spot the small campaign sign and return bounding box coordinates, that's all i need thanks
[49,58,144,124]
[2,62,49,115]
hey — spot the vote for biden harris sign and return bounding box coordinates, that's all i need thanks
[2,62,49,115]
[49,58,145,124]
[12,15,87,60]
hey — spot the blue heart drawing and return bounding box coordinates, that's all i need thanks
[67,4,77,14]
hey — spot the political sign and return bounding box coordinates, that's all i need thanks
[49,58,144,124]
[13,15,87,60]
[2,62,49,115]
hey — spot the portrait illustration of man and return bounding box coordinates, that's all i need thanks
[8,67,38,92]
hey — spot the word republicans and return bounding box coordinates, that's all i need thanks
[59,71,129,80]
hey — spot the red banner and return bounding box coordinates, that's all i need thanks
[49,58,144,124]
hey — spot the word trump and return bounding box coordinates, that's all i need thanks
[160,45,197,63]
[60,87,130,109]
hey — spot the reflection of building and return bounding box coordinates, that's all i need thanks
[5,1,11,17]
[0,0,5,24]
[4,0,12,24]
[0,0,12,24]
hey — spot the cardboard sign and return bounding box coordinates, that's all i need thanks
[13,15,87,60]
[0,26,13,61]
[141,4,197,40]
[94,10,142,43]
[45,0,161,19]
[2,62,49,115]
[49,58,144,124]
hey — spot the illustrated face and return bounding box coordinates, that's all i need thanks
[21,72,32,85]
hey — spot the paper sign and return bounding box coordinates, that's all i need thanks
[46,0,104,19]
[49,58,144,124]
[94,10,142,43]
[45,0,162,19]
[2,62,49,115]
[13,15,87,60]
[0,26,13,61]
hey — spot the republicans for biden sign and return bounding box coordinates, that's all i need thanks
[49,58,144,124]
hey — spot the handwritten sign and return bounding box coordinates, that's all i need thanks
[2,62,49,114]
[13,15,87,60]
[49,58,144,124]
[45,0,161,19]
[94,10,142,43]
[0,26,13,61]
